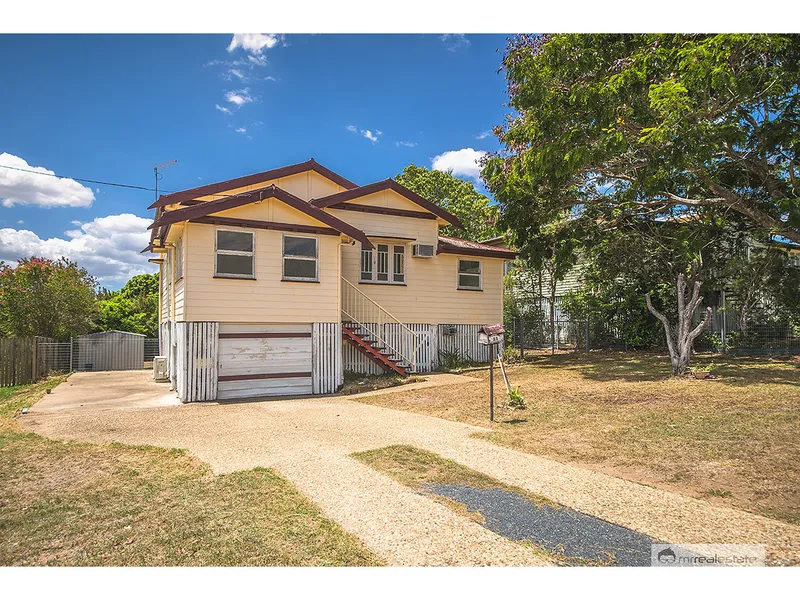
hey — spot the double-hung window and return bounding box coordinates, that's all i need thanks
[360,243,405,284]
[283,235,318,281]
[457,259,482,290]
[215,230,255,279]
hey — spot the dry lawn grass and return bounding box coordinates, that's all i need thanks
[0,379,381,566]
[354,352,800,525]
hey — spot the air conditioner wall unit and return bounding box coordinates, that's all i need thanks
[412,243,435,258]
[153,356,169,382]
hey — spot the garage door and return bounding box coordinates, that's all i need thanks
[217,323,313,400]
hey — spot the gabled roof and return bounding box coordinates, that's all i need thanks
[148,158,358,210]
[437,235,517,259]
[310,179,464,229]
[148,185,372,247]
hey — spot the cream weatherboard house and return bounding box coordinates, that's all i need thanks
[145,159,515,401]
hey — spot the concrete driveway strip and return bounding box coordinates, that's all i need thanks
[31,371,179,413]
[22,392,800,565]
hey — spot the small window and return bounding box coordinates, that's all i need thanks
[376,244,389,282]
[361,247,373,281]
[174,238,183,282]
[458,259,482,290]
[216,230,255,278]
[283,235,318,281]
[393,245,405,283]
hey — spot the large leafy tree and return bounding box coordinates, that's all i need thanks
[96,273,159,337]
[0,257,97,339]
[484,34,800,372]
[483,34,800,245]
[395,164,499,241]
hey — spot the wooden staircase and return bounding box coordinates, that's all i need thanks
[342,324,409,376]
[341,277,418,375]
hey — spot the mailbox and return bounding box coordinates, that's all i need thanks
[478,323,505,346]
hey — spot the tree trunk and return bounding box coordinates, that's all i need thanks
[645,274,713,376]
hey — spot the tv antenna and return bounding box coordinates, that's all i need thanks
[154,159,178,204]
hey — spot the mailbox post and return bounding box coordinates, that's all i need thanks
[478,324,505,422]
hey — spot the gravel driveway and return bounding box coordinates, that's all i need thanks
[22,378,800,565]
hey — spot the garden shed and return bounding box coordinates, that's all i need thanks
[73,330,146,372]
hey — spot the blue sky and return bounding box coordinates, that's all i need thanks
[0,33,510,287]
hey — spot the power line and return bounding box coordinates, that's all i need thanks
[0,163,177,195]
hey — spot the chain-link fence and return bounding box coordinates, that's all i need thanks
[505,298,800,356]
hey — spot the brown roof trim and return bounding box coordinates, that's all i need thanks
[437,236,517,259]
[310,179,464,229]
[148,185,372,248]
[147,258,164,264]
[191,216,341,237]
[148,158,358,209]
[326,202,438,221]
[140,243,167,254]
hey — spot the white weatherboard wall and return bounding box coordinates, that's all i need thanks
[217,323,313,400]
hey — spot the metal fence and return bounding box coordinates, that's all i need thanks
[506,299,800,356]
[1,333,162,387]
[144,338,160,362]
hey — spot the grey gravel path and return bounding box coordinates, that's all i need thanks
[427,484,655,566]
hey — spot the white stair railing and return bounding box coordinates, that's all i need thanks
[341,277,418,372]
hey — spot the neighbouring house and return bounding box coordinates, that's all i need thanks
[144,159,515,401]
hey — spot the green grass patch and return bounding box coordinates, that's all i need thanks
[0,380,381,566]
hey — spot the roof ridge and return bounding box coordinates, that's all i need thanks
[310,179,464,229]
[147,159,358,210]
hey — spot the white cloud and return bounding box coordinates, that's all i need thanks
[248,54,268,66]
[396,141,417,148]
[225,88,254,106]
[0,152,95,208]
[346,124,381,143]
[440,34,470,52]
[235,127,247,134]
[431,148,488,180]
[71,220,82,226]
[215,104,232,115]
[223,68,247,82]
[0,213,156,285]
[475,130,492,140]
[264,76,277,82]
[16,219,23,224]
[227,33,280,55]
